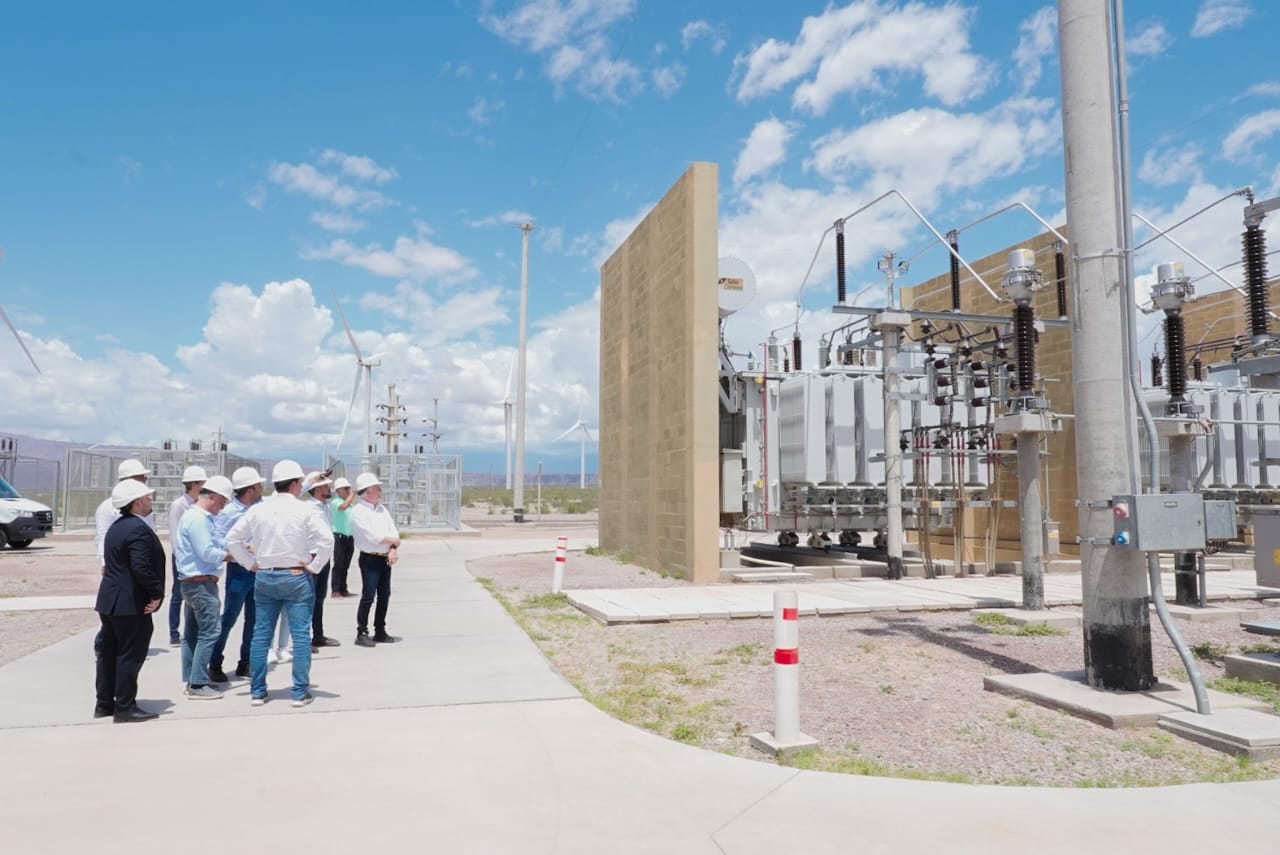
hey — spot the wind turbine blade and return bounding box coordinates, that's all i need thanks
[554,425,578,442]
[581,425,595,442]
[331,290,364,362]
[335,365,363,451]
[505,353,516,403]
[0,304,40,374]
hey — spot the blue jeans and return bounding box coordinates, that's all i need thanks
[179,579,222,687]
[250,571,315,701]
[211,563,255,668]
[168,561,184,640]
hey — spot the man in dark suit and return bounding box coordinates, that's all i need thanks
[95,479,167,723]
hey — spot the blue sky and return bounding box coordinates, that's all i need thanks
[1,0,1278,474]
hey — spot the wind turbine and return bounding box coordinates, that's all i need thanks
[332,291,384,462]
[0,248,40,374]
[554,401,595,489]
[502,355,515,489]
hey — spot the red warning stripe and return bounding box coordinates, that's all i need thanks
[782,607,798,621]
[555,555,566,563]
[774,648,799,665]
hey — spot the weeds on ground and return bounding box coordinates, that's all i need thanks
[1191,641,1231,662]
[584,545,603,557]
[1119,732,1176,760]
[1210,676,1280,713]
[973,612,1065,637]
[1239,642,1280,655]
[780,747,973,785]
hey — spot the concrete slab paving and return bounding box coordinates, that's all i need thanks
[1224,652,1280,685]
[0,594,96,612]
[984,670,1272,728]
[1160,708,1280,760]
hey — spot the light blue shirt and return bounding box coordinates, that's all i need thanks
[175,506,227,579]
[215,496,255,570]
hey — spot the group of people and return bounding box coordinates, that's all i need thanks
[93,457,403,722]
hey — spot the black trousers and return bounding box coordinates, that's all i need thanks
[312,562,331,643]
[332,534,354,594]
[95,613,153,710]
[356,554,392,635]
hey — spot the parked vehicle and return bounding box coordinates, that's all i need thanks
[0,473,53,549]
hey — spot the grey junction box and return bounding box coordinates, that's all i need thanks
[1112,493,1206,552]
[1203,500,1238,542]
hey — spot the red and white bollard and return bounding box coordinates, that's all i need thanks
[552,535,567,593]
[751,590,818,756]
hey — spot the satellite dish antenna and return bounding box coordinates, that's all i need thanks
[717,256,757,319]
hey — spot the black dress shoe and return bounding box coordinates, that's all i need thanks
[93,705,114,719]
[113,705,158,724]
[208,665,230,684]
[316,637,341,647]
[234,661,250,678]
[354,632,376,648]
[372,632,401,644]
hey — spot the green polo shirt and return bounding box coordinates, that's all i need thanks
[330,497,353,536]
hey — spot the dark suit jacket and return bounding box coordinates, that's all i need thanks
[96,513,166,616]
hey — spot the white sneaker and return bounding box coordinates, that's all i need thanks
[267,649,279,665]
[250,695,267,707]
[278,648,293,663]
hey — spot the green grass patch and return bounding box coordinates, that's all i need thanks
[521,592,570,610]
[1192,641,1232,662]
[584,545,603,557]
[974,611,1014,628]
[1209,676,1280,713]
[780,747,973,784]
[1240,642,1280,655]
[1015,622,1066,637]
[974,612,1065,636]
[1119,732,1176,760]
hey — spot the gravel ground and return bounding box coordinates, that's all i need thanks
[0,540,103,667]
[469,550,1280,788]
[0,611,99,667]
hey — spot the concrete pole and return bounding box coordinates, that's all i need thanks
[1059,0,1154,690]
[1169,435,1198,605]
[504,402,513,489]
[514,223,533,522]
[579,429,586,490]
[876,315,908,579]
[363,364,373,471]
[1018,433,1045,610]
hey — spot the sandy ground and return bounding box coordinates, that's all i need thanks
[469,550,1280,788]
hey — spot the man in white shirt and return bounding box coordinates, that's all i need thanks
[226,460,333,708]
[349,473,402,648]
[301,472,340,652]
[165,465,207,646]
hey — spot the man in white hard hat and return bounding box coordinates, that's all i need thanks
[208,466,265,683]
[94,458,154,573]
[174,475,234,700]
[95,479,165,723]
[329,477,357,598]
[302,472,341,652]
[350,473,401,648]
[165,464,208,646]
[227,460,333,708]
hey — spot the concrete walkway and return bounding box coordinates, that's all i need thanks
[0,535,1277,853]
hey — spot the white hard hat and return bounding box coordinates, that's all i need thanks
[111,479,155,510]
[271,460,305,483]
[203,475,234,501]
[117,459,148,480]
[303,471,333,493]
[333,477,351,491]
[354,473,381,492]
[231,466,264,490]
[181,465,208,484]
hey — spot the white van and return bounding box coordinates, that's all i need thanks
[0,472,54,549]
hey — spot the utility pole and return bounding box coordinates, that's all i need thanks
[514,223,534,522]
[1059,0,1153,690]
[874,252,909,579]
[423,398,442,454]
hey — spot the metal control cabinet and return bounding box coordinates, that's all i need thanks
[1202,500,1238,542]
[1112,494,1206,552]
[1254,513,1280,589]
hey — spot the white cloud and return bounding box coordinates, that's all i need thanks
[1243,81,1280,98]
[681,20,725,54]
[317,149,398,183]
[267,161,390,210]
[1012,6,1056,94]
[360,282,510,342]
[467,209,535,228]
[1127,22,1173,57]
[807,97,1061,205]
[1138,143,1202,187]
[734,117,796,187]
[468,96,505,125]
[1191,0,1252,38]
[1222,109,1280,163]
[651,63,686,97]
[246,184,267,210]
[585,202,655,267]
[310,211,368,233]
[734,0,993,114]
[303,234,475,283]
[480,0,643,101]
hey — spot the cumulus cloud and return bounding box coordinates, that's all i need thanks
[311,211,367,233]
[467,209,536,228]
[267,161,390,210]
[1191,0,1252,38]
[1012,6,1056,94]
[317,149,397,183]
[734,0,993,113]
[1222,109,1280,163]
[1127,22,1173,57]
[651,63,686,97]
[1138,143,1203,187]
[681,20,726,54]
[734,117,796,187]
[303,234,475,283]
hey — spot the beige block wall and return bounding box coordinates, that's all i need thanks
[1182,279,1280,366]
[598,163,720,583]
[903,229,1080,556]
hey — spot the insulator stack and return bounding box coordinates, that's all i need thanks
[948,234,961,311]
[1191,354,1203,381]
[842,348,854,366]
[1054,245,1067,318]
[792,334,802,372]
[835,223,847,304]
[1244,224,1270,341]
[1013,304,1036,404]
[1150,353,1163,389]
[1164,313,1187,402]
